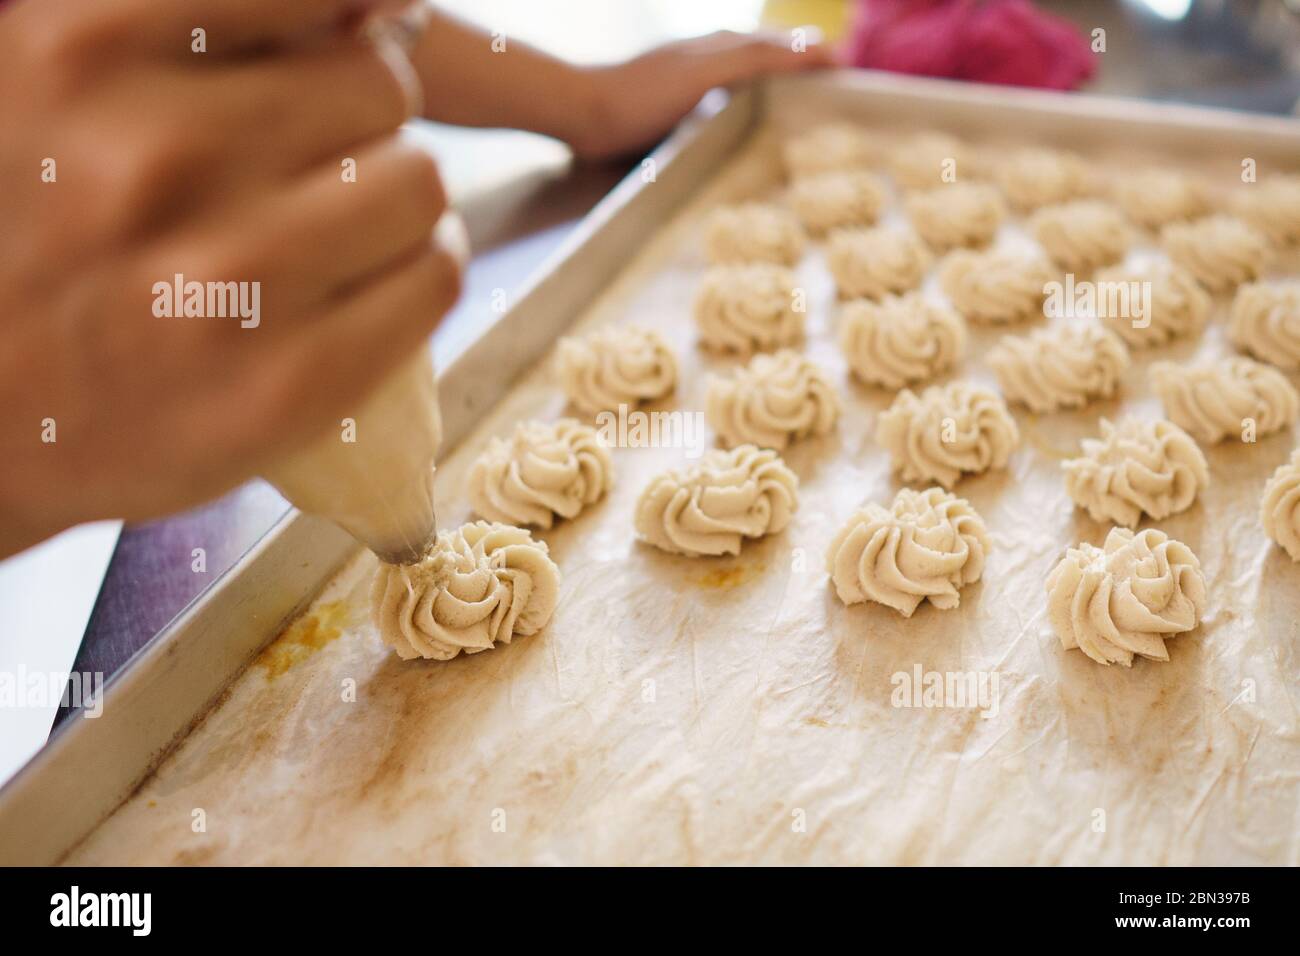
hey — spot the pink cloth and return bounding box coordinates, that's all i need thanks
[844,0,1096,91]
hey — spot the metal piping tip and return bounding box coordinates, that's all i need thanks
[368,518,438,566]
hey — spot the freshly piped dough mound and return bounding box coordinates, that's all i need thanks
[1046,527,1205,667]
[370,522,561,661]
[1229,280,1300,370]
[877,381,1020,488]
[694,263,803,354]
[1233,174,1300,247]
[705,350,840,450]
[1162,215,1271,293]
[995,147,1091,211]
[782,122,875,178]
[1149,357,1298,444]
[635,444,798,557]
[827,487,990,617]
[1261,449,1300,561]
[838,294,966,389]
[1095,262,1210,348]
[989,324,1129,412]
[1031,200,1131,273]
[905,183,1006,251]
[888,131,972,191]
[827,226,931,300]
[703,203,805,266]
[1063,417,1208,527]
[469,419,612,529]
[556,326,677,414]
[940,249,1054,324]
[789,170,885,235]
[1112,169,1208,230]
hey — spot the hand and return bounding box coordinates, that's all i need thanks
[573,31,836,161]
[0,0,462,558]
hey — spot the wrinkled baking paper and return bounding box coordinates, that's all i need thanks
[69,126,1300,865]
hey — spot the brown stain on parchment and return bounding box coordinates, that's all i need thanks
[695,560,766,590]
[255,600,349,680]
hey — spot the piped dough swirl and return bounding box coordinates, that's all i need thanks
[1031,200,1131,273]
[1095,262,1210,348]
[905,183,1006,251]
[1232,174,1300,247]
[1046,526,1206,667]
[789,170,885,235]
[827,486,990,617]
[782,122,875,178]
[694,263,803,354]
[1063,417,1208,527]
[1111,169,1208,230]
[634,444,798,557]
[1229,280,1300,370]
[988,323,1129,412]
[370,522,561,661]
[1162,215,1271,294]
[703,202,805,266]
[838,294,966,389]
[995,147,1091,211]
[876,381,1020,488]
[1261,449,1300,561]
[705,350,840,450]
[940,249,1055,324]
[556,326,677,414]
[888,132,973,192]
[827,226,931,300]
[1149,357,1298,444]
[469,419,612,529]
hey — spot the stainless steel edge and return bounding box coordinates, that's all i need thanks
[0,509,358,865]
[765,71,1300,160]
[433,86,761,449]
[0,87,761,865]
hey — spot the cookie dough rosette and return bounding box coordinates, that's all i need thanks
[827,487,990,616]
[371,522,561,661]
[635,445,798,556]
[1046,527,1205,666]
[1062,417,1207,527]
[876,381,1020,488]
[705,350,840,450]
[468,419,612,528]
[694,263,803,354]
[556,326,677,414]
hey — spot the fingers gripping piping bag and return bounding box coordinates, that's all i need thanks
[263,213,468,565]
[262,4,462,565]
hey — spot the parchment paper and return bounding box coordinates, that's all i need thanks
[67,125,1300,865]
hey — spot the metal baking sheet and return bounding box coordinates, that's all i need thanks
[3,72,1298,865]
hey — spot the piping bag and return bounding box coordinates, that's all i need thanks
[262,4,465,566]
[262,213,468,566]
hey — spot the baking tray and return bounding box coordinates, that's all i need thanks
[3,72,1298,865]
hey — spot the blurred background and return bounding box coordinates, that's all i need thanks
[2,0,1298,784]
